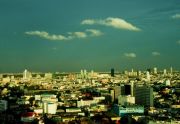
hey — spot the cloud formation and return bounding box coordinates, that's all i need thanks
[124,53,136,58]
[86,29,103,36]
[177,40,180,45]
[25,31,67,40]
[52,47,57,50]
[81,17,141,31]
[152,52,160,56]
[25,29,103,41]
[172,14,180,19]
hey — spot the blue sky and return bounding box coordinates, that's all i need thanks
[0,0,180,72]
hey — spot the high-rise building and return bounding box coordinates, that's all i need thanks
[23,69,28,79]
[146,71,150,81]
[134,86,153,107]
[23,69,32,80]
[137,70,141,77]
[80,70,83,77]
[111,68,115,77]
[80,69,88,79]
[163,69,167,75]
[131,82,134,96]
[128,71,138,77]
[113,83,153,107]
[109,89,115,103]
[113,84,134,103]
[84,70,87,77]
[153,67,157,74]
[170,67,173,74]
[147,68,151,73]
[0,74,3,79]
[124,85,131,95]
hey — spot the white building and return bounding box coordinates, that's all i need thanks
[43,102,57,114]
[118,95,135,106]
[153,67,157,74]
[35,94,58,114]
[146,71,150,81]
[66,108,81,113]
[163,69,167,75]
[45,73,53,79]
[23,69,32,80]
[170,67,173,74]
[77,99,96,107]
[2,77,10,83]
[165,80,171,86]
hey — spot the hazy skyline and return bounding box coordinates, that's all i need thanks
[0,0,180,72]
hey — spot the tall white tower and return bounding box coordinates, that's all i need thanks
[170,67,173,74]
[23,69,28,79]
[23,69,32,80]
[153,67,157,74]
[163,69,167,75]
[84,70,87,78]
[146,71,150,81]
[80,70,84,78]
[131,81,134,96]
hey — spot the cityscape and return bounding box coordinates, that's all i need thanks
[0,68,179,123]
[0,0,180,124]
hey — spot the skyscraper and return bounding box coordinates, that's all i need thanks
[23,69,32,80]
[124,85,131,95]
[23,69,28,79]
[80,69,87,79]
[111,68,115,77]
[134,86,153,107]
[153,67,157,74]
[163,69,167,75]
[109,89,115,103]
[170,67,173,74]
[146,71,150,81]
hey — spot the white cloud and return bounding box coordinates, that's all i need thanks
[81,17,141,31]
[25,29,102,41]
[124,53,136,58]
[172,14,180,19]
[152,52,160,56]
[52,47,57,50]
[177,40,180,45]
[86,29,103,36]
[68,32,87,38]
[25,31,68,40]
[81,19,95,25]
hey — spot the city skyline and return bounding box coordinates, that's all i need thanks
[0,0,180,72]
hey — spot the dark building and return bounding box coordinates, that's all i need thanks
[124,85,131,95]
[134,86,154,107]
[113,83,153,107]
[147,68,152,73]
[111,68,115,77]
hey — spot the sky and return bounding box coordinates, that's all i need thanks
[0,0,180,73]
